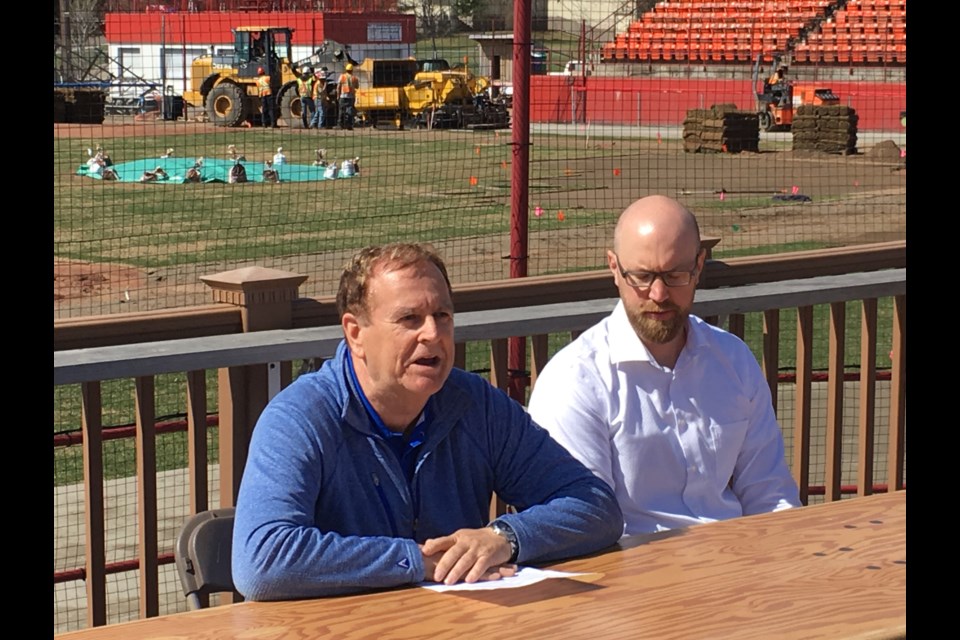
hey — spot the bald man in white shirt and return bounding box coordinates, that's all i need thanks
[527,195,801,536]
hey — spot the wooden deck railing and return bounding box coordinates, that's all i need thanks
[54,241,905,351]
[53,264,906,630]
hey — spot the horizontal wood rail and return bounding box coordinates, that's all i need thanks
[54,242,905,351]
[290,241,907,327]
[54,269,905,385]
[54,305,242,352]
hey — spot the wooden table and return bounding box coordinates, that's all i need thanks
[58,491,906,640]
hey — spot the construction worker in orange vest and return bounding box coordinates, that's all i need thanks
[336,63,359,130]
[257,66,278,128]
[297,67,316,129]
[310,69,330,129]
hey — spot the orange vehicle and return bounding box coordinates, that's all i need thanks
[752,54,839,131]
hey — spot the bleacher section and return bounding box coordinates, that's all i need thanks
[793,0,906,63]
[602,0,905,65]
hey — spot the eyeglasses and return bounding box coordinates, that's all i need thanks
[614,253,700,290]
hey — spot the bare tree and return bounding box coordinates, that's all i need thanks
[401,0,483,38]
[56,0,106,82]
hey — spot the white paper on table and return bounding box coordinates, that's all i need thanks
[418,567,591,592]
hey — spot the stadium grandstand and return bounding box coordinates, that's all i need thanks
[601,0,905,65]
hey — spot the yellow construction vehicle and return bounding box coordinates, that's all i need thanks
[184,27,352,127]
[352,57,508,129]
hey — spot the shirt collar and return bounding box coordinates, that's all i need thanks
[607,300,704,365]
[344,345,428,442]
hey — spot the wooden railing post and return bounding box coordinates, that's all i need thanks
[529,334,549,391]
[762,309,780,413]
[489,339,510,392]
[794,306,814,504]
[858,298,878,497]
[825,302,846,502]
[135,376,158,618]
[81,382,106,628]
[200,268,308,513]
[887,295,906,491]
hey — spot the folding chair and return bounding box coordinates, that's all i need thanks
[174,507,239,609]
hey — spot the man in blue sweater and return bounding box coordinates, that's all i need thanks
[232,243,623,600]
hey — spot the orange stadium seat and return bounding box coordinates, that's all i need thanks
[894,44,906,63]
[881,43,897,62]
[696,43,712,61]
[660,41,674,60]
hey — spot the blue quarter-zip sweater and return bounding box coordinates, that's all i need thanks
[232,340,623,600]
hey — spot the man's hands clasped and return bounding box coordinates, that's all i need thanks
[420,527,518,585]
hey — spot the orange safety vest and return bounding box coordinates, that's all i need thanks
[257,75,273,97]
[338,72,358,95]
[313,78,328,101]
[297,76,314,97]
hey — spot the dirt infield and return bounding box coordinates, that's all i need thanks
[54,258,146,303]
[53,118,214,140]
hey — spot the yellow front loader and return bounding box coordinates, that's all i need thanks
[184,28,351,128]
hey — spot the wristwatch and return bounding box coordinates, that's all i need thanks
[488,521,520,563]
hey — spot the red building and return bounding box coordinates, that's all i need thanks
[103,2,415,97]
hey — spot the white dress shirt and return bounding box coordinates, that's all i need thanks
[527,301,801,536]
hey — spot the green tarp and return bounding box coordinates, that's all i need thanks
[76,157,356,184]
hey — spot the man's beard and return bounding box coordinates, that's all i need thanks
[625,302,689,345]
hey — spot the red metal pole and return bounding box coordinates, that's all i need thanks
[580,20,586,81]
[508,0,532,402]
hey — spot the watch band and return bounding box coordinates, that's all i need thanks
[488,521,519,563]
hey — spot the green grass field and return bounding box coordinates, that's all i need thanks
[55,128,633,269]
